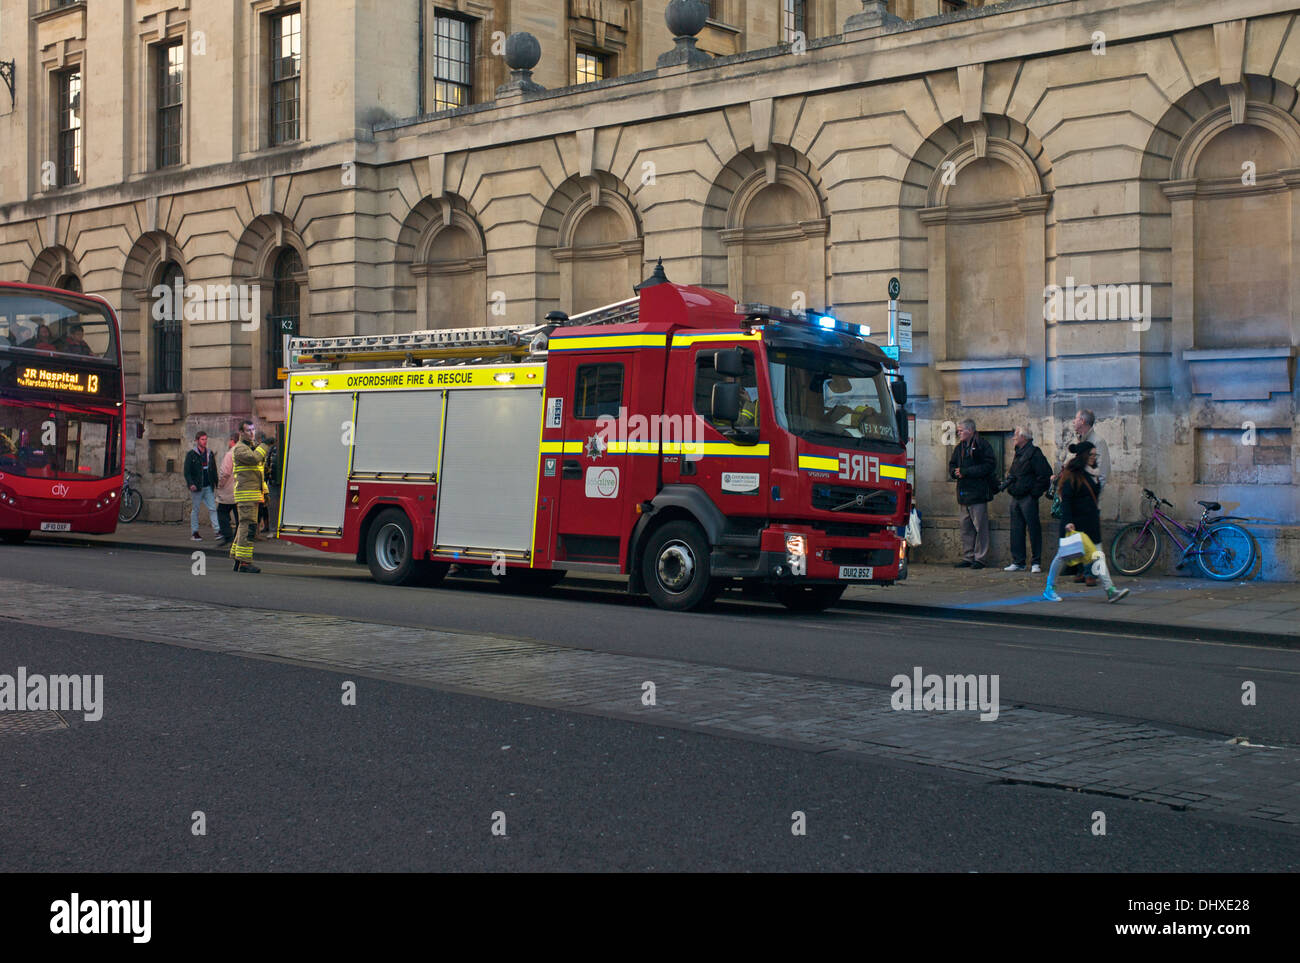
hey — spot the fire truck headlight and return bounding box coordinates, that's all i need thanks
[311,378,328,388]
[493,372,515,383]
[785,534,807,557]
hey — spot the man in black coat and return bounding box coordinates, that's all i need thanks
[184,430,221,541]
[948,418,996,569]
[1002,425,1053,572]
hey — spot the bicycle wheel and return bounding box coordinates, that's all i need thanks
[1195,523,1256,581]
[1109,522,1161,576]
[119,488,143,523]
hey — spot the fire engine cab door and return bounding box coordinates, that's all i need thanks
[554,357,631,566]
[676,341,770,516]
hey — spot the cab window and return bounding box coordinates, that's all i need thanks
[694,348,759,429]
[574,363,624,420]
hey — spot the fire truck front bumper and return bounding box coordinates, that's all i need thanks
[710,525,904,585]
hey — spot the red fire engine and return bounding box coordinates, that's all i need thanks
[276,264,911,612]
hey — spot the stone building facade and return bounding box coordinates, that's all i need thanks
[1,0,1298,576]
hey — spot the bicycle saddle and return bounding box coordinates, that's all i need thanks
[1197,500,1221,511]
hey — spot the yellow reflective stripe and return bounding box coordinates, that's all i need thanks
[880,464,907,479]
[670,332,763,348]
[539,441,565,454]
[663,441,770,457]
[798,454,840,472]
[549,333,668,350]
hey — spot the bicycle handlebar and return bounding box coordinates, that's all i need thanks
[1142,488,1174,508]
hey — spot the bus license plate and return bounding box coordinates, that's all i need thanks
[40,522,71,532]
[839,566,873,580]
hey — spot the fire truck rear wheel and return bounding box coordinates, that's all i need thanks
[643,520,717,612]
[367,509,420,586]
[773,584,846,613]
[1,529,30,545]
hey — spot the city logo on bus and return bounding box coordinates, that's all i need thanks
[839,453,880,483]
[51,483,69,497]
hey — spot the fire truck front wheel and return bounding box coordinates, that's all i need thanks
[366,508,422,586]
[643,521,717,612]
[1,530,30,545]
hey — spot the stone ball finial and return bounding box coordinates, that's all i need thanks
[665,0,709,39]
[504,32,541,72]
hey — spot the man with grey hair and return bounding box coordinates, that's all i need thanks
[947,418,996,568]
[1055,409,1111,493]
[1003,425,1053,572]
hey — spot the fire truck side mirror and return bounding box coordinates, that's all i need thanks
[712,382,741,424]
[713,349,744,378]
[890,378,907,406]
[896,407,909,447]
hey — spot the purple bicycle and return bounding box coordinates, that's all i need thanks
[1109,489,1256,580]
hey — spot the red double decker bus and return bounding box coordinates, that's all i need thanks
[0,282,126,544]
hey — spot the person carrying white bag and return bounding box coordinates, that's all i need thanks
[1043,523,1130,603]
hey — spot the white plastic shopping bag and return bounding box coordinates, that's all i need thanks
[1057,532,1084,557]
[905,508,922,547]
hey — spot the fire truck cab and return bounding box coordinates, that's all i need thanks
[277,264,911,612]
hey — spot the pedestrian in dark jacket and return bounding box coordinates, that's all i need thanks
[183,431,221,541]
[1058,441,1102,585]
[1003,425,1053,572]
[948,418,996,568]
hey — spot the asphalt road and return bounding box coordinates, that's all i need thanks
[2,619,1297,872]
[2,541,1298,872]
[3,542,1297,744]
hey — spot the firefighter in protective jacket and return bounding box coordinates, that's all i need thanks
[230,426,271,573]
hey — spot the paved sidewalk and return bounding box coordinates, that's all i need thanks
[25,522,1300,645]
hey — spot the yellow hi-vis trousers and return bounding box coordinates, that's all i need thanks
[230,503,259,561]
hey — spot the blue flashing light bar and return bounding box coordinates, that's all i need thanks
[736,303,870,340]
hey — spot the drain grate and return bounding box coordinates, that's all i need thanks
[0,711,69,736]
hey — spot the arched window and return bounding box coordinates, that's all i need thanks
[153,261,184,393]
[267,248,302,387]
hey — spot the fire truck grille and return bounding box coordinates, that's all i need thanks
[825,547,897,567]
[810,485,896,515]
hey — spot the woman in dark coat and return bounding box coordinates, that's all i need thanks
[1058,441,1101,541]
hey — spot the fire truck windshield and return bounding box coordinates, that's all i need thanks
[768,347,900,450]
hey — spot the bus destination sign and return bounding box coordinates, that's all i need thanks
[16,366,103,395]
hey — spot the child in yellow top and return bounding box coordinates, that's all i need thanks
[1044,523,1130,603]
